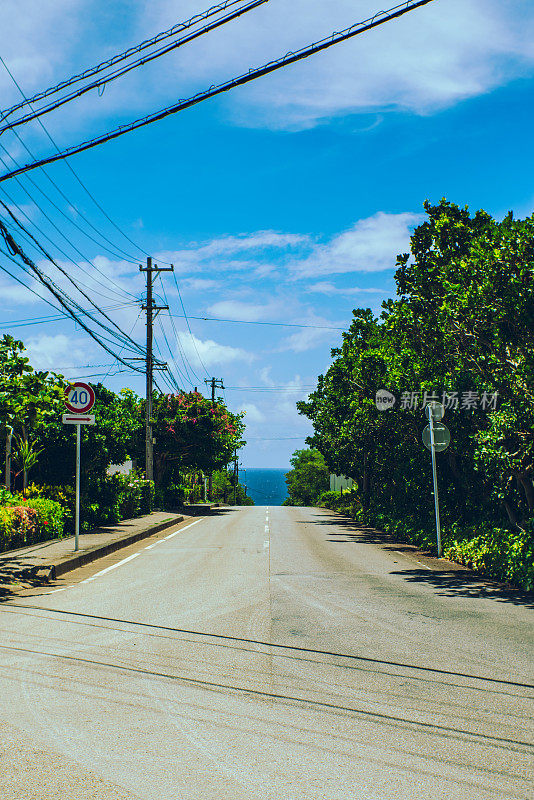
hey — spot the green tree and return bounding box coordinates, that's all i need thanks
[283,449,330,507]
[0,335,65,490]
[149,391,245,488]
[211,469,254,505]
[298,199,534,527]
[33,384,142,485]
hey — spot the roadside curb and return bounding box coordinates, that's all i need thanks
[28,514,185,581]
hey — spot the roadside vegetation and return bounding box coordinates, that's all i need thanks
[295,199,534,591]
[0,335,248,552]
[283,449,329,506]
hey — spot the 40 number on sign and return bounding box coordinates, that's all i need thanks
[64,382,95,414]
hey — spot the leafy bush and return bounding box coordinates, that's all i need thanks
[154,483,185,510]
[22,473,154,534]
[0,496,64,551]
[185,484,204,504]
[24,483,75,529]
[80,472,155,530]
[445,524,534,591]
[0,486,16,506]
[319,489,362,520]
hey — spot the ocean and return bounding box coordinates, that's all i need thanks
[240,468,288,506]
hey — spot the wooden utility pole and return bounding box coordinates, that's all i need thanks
[205,377,224,499]
[140,257,173,482]
[233,448,238,505]
[4,426,12,490]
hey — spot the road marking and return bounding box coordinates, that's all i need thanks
[79,519,205,584]
[416,560,433,570]
[265,525,269,533]
[83,552,141,583]
[146,518,203,549]
[264,540,269,548]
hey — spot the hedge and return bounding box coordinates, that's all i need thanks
[318,492,534,592]
[0,490,64,552]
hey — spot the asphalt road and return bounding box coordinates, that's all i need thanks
[0,506,532,800]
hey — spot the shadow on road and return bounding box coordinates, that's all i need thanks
[298,510,534,609]
[390,567,534,609]
[0,560,49,600]
[4,602,532,692]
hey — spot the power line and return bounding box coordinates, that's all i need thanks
[169,313,345,330]
[0,223,146,373]
[0,180,134,304]
[0,0,253,123]
[0,302,136,329]
[246,436,308,440]
[0,56,146,264]
[171,271,210,379]
[0,0,435,183]
[101,309,144,383]
[0,251,143,359]
[224,386,315,391]
[160,282,198,386]
[0,201,146,356]
[0,0,270,137]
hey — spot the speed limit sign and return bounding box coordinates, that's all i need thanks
[64,382,95,414]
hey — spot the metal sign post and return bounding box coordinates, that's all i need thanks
[428,412,442,558]
[75,424,81,551]
[63,382,96,551]
[423,402,450,559]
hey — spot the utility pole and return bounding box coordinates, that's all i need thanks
[233,448,238,505]
[205,377,224,500]
[4,426,12,490]
[139,257,174,482]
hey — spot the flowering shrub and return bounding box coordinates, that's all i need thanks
[0,496,64,551]
[152,391,245,486]
[24,483,75,528]
[5,474,153,539]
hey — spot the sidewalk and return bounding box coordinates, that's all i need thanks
[0,510,185,595]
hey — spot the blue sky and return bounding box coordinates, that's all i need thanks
[1,0,534,467]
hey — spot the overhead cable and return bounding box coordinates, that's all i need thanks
[0,55,145,264]
[0,0,270,137]
[0,302,136,329]
[0,201,146,356]
[169,313,345,330]
[0,0,253,123]
[0,179,134,304]
[0,222,146,373]
[0,0,436,183]
[172,271,210,378]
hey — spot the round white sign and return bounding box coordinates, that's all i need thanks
[64,382,95,414]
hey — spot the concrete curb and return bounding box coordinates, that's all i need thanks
[28,515,184,581]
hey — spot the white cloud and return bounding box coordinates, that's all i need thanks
[182,278,220,292]
[278,325,339,354]
[177,332,253,368]
[24,333,88,371]
[291,211,422,277]
[157,231,308,278]
[2,0,533,139]
[0,279,42,305]
[305,281,391,295]
[140,0,534,130]
[238,403,265,424]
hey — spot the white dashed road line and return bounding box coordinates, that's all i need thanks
[50,518,206,590]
